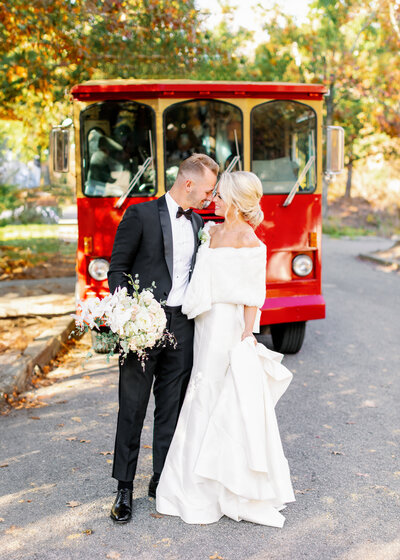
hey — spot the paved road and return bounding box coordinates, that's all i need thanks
[1,236,399,560]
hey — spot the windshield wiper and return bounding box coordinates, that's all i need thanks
[283,155,315,207]
[208,130,242,201]
[204,155,241,209]
[225,155,241,174]
[223,130,242,175]
[114,156,153,209]
[115,130,154,209]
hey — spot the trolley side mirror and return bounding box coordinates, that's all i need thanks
[326,126,344,174]
[51,128,70,173]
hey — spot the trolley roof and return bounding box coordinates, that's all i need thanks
[71,79,327,101]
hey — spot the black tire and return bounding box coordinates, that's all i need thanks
[270,322,306,354]
[91,327,117,354]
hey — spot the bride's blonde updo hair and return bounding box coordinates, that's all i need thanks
[219,171,264,228]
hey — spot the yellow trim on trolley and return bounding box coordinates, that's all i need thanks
[73,96,324,198]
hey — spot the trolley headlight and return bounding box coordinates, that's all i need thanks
[88,258,110,281]
[292,254,313,277]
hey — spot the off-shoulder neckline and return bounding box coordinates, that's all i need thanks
[203,221,264,250]
[208,242,264,250]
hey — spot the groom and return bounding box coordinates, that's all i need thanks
[108,153,219,523]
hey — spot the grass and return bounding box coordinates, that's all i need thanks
[0,224,76,269]
[322,222,375,238]
[0,224,66,241]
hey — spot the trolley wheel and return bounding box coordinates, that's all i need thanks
[270,322,306,354]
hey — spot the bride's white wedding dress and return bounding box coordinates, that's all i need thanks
[156,224,295,527]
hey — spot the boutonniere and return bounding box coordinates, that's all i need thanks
[198,227,209,245]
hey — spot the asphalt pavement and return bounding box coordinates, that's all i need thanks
[0,235,399,560]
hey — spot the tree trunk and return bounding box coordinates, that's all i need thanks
[345,160,353,198]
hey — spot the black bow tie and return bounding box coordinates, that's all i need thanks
[176,206,193,220]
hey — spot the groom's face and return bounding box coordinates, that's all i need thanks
[186,167,217,209]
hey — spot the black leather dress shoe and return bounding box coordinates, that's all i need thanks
[148,474,160,498]
[110,489,132,523]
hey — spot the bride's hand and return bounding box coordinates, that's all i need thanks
[241,331,257,345]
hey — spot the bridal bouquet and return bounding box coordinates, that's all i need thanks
[72,274,175,368]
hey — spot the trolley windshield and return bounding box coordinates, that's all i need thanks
[251,100,316,195]
[164,100,243,190]
[80,101,156,197]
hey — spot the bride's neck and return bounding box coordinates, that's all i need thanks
[223,214,247,231]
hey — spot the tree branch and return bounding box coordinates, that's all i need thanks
[389,1,400,41]
[349,11,377,54]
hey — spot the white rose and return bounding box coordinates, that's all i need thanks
[140,290,154,306]
[149,300,161,314]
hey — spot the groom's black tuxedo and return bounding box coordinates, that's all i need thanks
[108,195,203,300]
[108,195,203,482]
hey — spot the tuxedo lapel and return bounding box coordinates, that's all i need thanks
[157,196,173,281]
[190,212,203,276]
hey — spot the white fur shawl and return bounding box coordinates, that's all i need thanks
[182,227,266,320]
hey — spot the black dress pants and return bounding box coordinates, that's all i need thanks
[112,306,194,482]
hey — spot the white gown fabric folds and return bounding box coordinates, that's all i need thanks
[156,224,295,527]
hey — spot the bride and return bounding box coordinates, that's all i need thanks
[156,171,295,527]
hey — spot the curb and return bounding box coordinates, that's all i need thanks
[358,253,400,269]
[0,315,75,399]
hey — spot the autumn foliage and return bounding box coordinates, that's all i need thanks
[1,0,399,195]
[0,0,230,158]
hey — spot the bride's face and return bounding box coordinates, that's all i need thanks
[213,190,227,218]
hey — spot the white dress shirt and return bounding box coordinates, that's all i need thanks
[165,192,195,306]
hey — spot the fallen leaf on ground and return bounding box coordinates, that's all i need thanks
[106,552,121,559]
[210,554,224,560]
[80,439,91,443]
[100,451,113,455]
[57,423,64,427]
[356,473,369,477]
[0,518,4,522]
[5,525,20,533]
[66,533,82,540]
[151,513,163,518]
[66,501,81,508]
[82,529,93,535]
[106,459,113,464]
[331,451,344,455]
[82,375,91,380]
[362,400,377,408]
[295,488,313,494]
[71,417,82,423]
[29,416,40,420]
[143,445,152,449]
[66,437,77,441]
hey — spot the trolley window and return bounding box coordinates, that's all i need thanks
[251,101,316,194]
[81,101,156,197]
[164,100,243,190]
